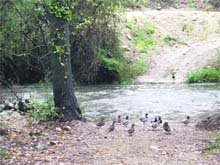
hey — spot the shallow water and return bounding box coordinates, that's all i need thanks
[1,83,220,121]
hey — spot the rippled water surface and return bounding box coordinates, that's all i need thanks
[1,83,220,121]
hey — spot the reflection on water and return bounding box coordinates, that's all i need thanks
[1,83,220,121]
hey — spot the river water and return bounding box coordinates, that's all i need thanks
[1,83,220,121]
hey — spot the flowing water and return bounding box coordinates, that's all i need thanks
[1,83,220,121]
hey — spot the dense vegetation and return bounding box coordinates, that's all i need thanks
[0,0,143,85]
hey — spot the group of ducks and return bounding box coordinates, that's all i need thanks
[96,114,191,136]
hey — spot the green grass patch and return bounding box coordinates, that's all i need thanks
[100,55,147,84]
[204,134,220,154]
[0,148,9,160]
[187,67,220,83]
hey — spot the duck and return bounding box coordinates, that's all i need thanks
[151,121,158,130]
[128,124,135,136]
[96,117,105,127]
[157,116,162,125]
[122,116,129,126]
[163,122,171,134]
[139,113,148,124]
[172,72,176,81]
[182,116,190,125]
[117,115,122,124]
[108,120,116,132]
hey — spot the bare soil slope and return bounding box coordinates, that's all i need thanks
[120,9,220,83]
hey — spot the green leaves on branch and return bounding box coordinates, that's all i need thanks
[49,1,73,21]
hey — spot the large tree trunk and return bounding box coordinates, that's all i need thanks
[50,14,82,121]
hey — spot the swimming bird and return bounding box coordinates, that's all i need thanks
[139,113,148,124]
[96,117,105,127]
[108,120,116,132]
[182,116,190,125]
[122,116,129,126]
[172,72,176,81]
[128,124,135,136]
[163,122,171,134]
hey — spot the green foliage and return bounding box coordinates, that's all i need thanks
[186,0,197,8]
[187,68,220,83]
[132,25,156,52]
[183,23,194,32]
[163,35,179,45]
[204,134,220,153]
[117,0,149,8]
[208,0,220,9]
[0,148,9,160]
[100,53,147,84]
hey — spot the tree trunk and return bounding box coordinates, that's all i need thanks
[50,14,82,121]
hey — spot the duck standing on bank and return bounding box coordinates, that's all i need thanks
[151,117,158,130]
[158,116,163,125]
[123,116,129,126]
[96,117,105,128]
[108,120,116,132]
[139,113,148,125]
[163,122,171,134]
[182,116,190,126]
[128,124,135,136]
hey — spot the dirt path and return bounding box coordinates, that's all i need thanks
[120,9,220,83]
[1,119,219,165]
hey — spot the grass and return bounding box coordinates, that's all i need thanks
[187,67,220,83]
[0,148,9,160]
[204,134,220,154]
[183,23,194,32]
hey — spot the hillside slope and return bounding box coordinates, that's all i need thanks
[120,9,220,83]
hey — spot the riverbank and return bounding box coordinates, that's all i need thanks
[0,112,219,164]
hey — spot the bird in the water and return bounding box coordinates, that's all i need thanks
[163,122,171,134]
[122,116,129,126]
[128,124,135,136]
[157,116,163,125]
[172,72,176,81]
[117,115,122,124]
[182,116,190,125]
[96,117,105,127]
[108,120,116,132]
[139,113,148,124]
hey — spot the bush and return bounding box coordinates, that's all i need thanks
[208,0,220,9]
[187,68,220,83]
[204,135,220,153]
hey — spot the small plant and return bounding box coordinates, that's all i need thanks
[182,23,193,32]
[0,148,9,160]
[187,0,197,8]
[163,35,176,45]
[204,135,220,153]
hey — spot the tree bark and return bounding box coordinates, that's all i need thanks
[50,14,82,121]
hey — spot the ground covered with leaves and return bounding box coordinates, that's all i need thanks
[0,111,220,165]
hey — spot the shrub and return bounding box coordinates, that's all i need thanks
[204,135,220,153]
[187,68,220,83]
[208,0,220,9]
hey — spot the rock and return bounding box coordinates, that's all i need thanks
[126,34,132,40]
[121,45,130,52]
[196,113,220,130]
[0,128,9,136]
[55,127,62,132]
[62,126,71,131]
[3,102,14,110]
[50,141,59,146]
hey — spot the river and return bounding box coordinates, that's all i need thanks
[0,83,220,121]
